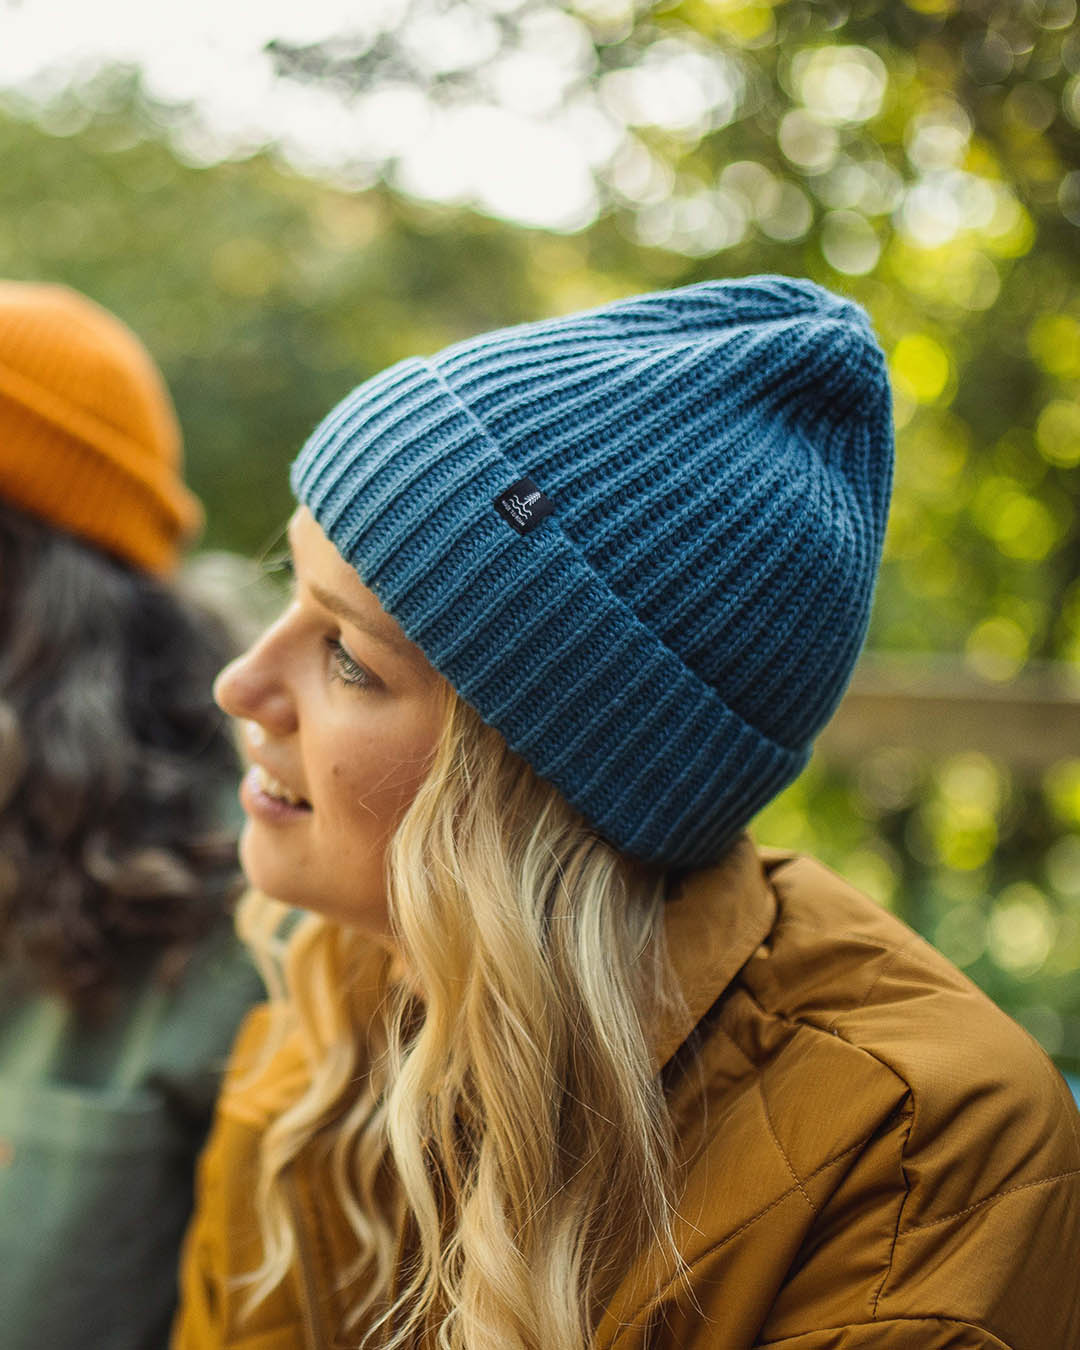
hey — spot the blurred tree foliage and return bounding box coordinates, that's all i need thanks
[0,68,557,552]
[2,0,1079,1068]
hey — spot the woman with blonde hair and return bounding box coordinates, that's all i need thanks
[175,276,1080,1350]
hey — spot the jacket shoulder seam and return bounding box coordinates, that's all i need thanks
[735,980,914,1101]
[870,1100,912,1319]
[899,1167,1080,1233]
[825,934,918,1035]
[751,1012,1078,1275]
[727,988,917,1323]
[757,1314,1015,1348]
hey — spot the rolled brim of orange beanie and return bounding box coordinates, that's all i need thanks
[0,283,202,575]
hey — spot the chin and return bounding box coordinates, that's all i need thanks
[238,825,301,906]
[239,826,391,935]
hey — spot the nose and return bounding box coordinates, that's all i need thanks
[214,622,298,739]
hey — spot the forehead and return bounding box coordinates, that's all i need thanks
[289,506,383,613]
[288,507,440,682]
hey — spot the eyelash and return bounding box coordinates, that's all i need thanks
[325,636,374,690]
[264,551,374,690]
[262,549,295,582]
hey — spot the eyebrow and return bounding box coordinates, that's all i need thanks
[306,579,434,681]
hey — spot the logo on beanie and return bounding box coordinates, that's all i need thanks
[493,477,555,536]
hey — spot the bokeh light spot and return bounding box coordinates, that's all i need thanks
[758,180,814,241]
[906,99,972,172]
[974,476,1061,560]
[707,1,776,46]
[934,904,987,967]
[1028,315,1080,379]
[1006,82,1057,132]
[1046,833,1080,898]
[792,45,888,127]
[890,333,951,402]
[1060,171,1080,226]
[821,209,880,274]
[600,39,740,137]
[939,751,1004,814]
[841,848,900,908]
[1045,760,1080,826]
[1064,75,1080,130]
[1032,0,1077,30]
[965,616,1029,682]
[778,108,838,171]
[988,884,1055,976]
[717,161,814,243]
[1036,399,1080,469]
[982,193,1036,257]
[923,753,1004,871]
[962,30,1014,83]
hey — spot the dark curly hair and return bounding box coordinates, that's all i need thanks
[0,499,242,1007]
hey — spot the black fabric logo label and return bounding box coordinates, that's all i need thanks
[493,477,555,536]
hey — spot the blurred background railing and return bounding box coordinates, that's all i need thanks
[2,0,1078,1075]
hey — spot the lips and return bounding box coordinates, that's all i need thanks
[250,762,311,810]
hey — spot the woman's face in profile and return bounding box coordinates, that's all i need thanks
[215,506,446,936]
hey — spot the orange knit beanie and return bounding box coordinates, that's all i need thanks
[0,282,202,574]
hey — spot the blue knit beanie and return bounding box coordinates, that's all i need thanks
[292,276,893,869]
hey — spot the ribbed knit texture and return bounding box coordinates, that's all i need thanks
[0,282,201,574]
[293,276,894,868]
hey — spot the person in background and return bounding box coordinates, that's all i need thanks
[176,277,1080,1349]
[0,282,264,1349]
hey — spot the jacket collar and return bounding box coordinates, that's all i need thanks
[651,834,777,1072]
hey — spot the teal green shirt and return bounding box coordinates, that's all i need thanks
[0,919,264,1349]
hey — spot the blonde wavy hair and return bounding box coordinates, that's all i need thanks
[236,684,689,1349]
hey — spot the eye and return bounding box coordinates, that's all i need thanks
[324,636,375,690]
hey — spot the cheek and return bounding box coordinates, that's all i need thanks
[326,739,433,841]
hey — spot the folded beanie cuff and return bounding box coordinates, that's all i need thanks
[0,356,196,519]
[293,357,808,867]
[0,412,198,575]
[0,283,201,575]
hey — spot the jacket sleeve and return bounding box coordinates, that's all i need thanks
[658,1147,1080,1350]
[614,1282,1015,1349]
[171,1121,304,1350]
[171,1089,230,1348]
[170,1005,303,1350]
[616,1090,1079,1350]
